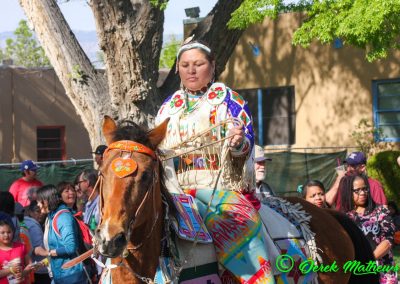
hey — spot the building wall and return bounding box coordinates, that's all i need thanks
[219,12,400,148]
[0,66,92,163]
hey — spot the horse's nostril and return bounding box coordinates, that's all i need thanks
[114,232,127,247]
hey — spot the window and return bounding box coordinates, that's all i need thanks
[36,126,66,161]
[372,79,400,142]
[239,86,296,145]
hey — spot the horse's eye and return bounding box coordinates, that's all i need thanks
[141,171,152,183]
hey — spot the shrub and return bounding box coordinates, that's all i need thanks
[367,150,400,204]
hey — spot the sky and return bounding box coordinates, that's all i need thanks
[0,0,218,35]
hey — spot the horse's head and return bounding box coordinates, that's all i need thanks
[95,116,168,257]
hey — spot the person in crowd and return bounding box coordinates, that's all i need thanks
[36,184,86,284]
[155,38,274,282]
[326,151,387,209]
[76,170,99,231]
[0,192,20,241]
[0,220,37,284]
[57,182,77,211]
[9,160,43,207]
[24,201,51,284]
[299,180,328,208]
[26,187,39,204]
[388,201,400,231]
[91,145,107,169]
[254,145,275,198]
[339,174,396,283]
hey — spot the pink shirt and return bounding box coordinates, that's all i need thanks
[0,242,27,284]
[9,178,43,207]
[336,177,387,210]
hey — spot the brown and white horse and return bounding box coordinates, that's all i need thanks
[95,116,379,284]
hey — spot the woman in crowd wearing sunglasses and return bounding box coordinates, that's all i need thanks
[339,174,396,283]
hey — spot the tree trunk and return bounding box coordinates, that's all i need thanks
[19,0,110,148]
[91,0,164,125]
[18,0,245,149]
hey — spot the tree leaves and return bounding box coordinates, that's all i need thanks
[1,20,51,67]
[229,0,400,61]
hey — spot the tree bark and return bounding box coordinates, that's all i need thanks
[18,0,245,149]
[91,0,164,124]
[19,0,109,147]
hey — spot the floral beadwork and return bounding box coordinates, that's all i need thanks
[168,93,186,114]
[206,83,227,105]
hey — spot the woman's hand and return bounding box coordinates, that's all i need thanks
[228,124,245,148]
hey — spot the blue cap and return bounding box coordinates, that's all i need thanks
[345,152,367,166]
[20,160,39,172]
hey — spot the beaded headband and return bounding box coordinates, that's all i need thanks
[176,42,211,59]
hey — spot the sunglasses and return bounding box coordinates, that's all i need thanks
[352,186,369,194]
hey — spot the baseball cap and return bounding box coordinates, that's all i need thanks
[254,145,272,162]
[91,145,107,155]
[344,151,367,166]
[20,160,39,172]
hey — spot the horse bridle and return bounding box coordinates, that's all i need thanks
[97,140,160,253]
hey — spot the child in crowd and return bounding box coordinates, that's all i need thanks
[0,220,37,284]
[299,180,329,208]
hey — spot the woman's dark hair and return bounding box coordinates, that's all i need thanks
[300,180,326,198]
[0,220,13,230]
[388,201,399,215]
[0,192,15,216]
[339,173,376,213]
[25,200,40,215]
[36,184,64,212]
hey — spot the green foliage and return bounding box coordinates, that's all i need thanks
[159,35,180,69]
[68,64,89,85]
[149,0,168,10]
[292,0,400,61]
[350,119,384,156]
[2,20,50,67]
[228,0,312,29]
[349,118,396,158]
[367,150,400,204]
[228,0,400,61]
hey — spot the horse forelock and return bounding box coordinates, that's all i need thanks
[111,121,151,148]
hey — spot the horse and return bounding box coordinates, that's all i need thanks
[94,116,379,284]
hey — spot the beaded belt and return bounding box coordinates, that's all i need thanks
[173,154,220,172]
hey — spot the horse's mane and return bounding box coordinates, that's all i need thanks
[112,120,176,217]
[112,120,151,147]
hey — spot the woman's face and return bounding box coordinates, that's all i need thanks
[37,199,50,214]
[305,186,325,208]
[352,178,368,208]
[178,48,215,92]
[61,185,77,208]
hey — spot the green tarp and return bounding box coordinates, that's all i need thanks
[265,150,347,196]
[0,150,347,196]
[0,162,94,191]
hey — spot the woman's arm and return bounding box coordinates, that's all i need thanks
[33,246,49,257]
[373,239,391,259]
[0,267,13,278]
[374,207,395,259]
[54,213,80,257]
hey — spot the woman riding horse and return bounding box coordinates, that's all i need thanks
[155,38,274,283]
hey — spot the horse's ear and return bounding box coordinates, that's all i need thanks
[148,118,170,149]
[102,115,117,145]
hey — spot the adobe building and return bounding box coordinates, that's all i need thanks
[219,12,400,150]
[0,66,92,163]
